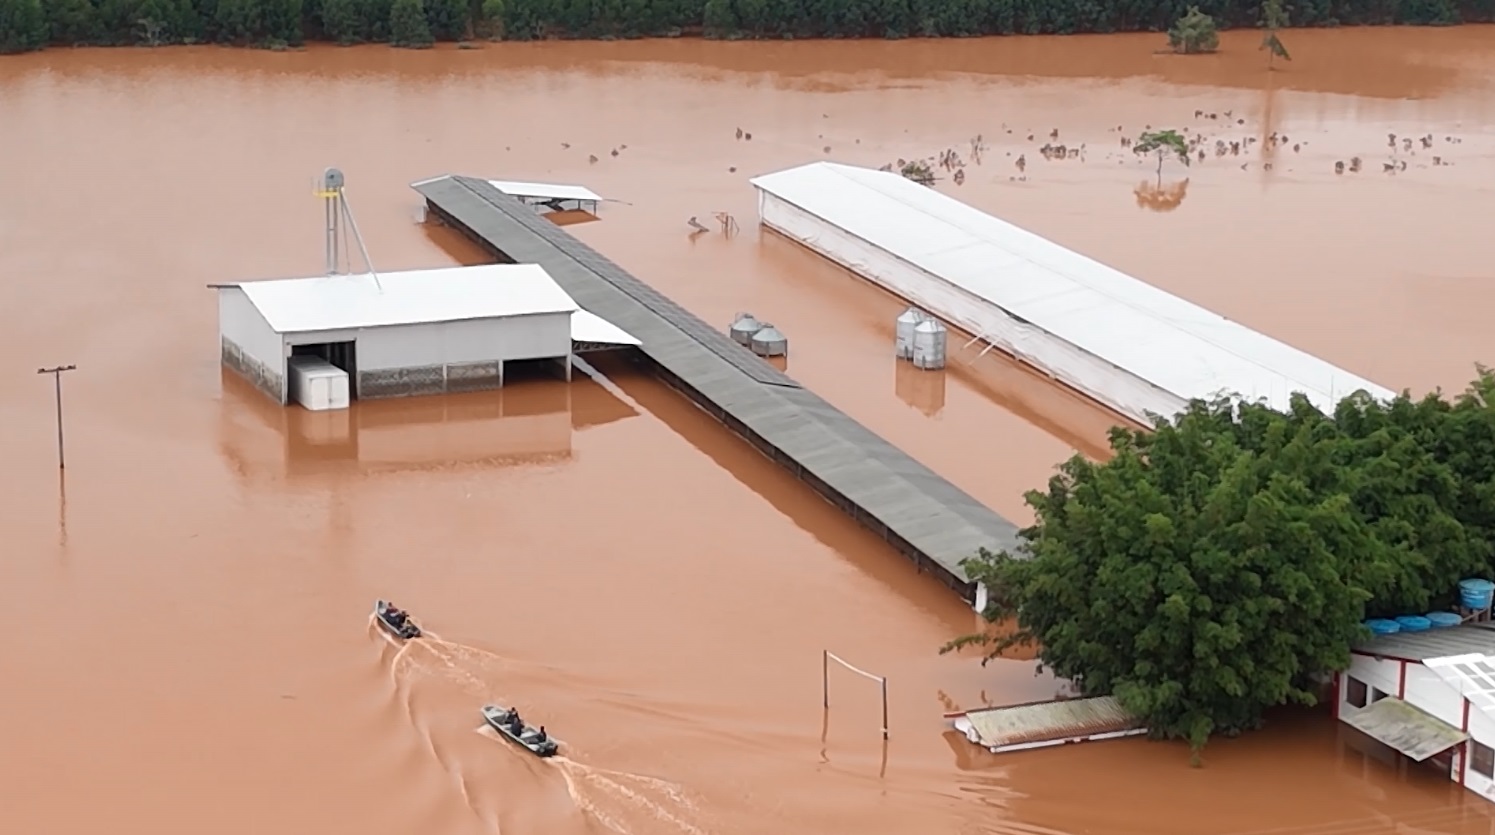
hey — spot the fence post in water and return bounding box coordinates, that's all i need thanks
[822,649,829,709]
[881,677,890,740]
[37,364,77,470]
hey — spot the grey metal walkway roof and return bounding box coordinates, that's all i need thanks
[1356,621,1495,661]
[412,175,1025,594]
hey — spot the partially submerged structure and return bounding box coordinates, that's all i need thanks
[216,264,640,409]
[1337,622,1495,801]
[440,177,605,216]
[749,161,1397,424]
[947,695,1146,754]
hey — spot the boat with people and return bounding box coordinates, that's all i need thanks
[481,704,559,758]
[373,599,421,640]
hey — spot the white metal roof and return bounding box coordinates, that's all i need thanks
[487,179,603,203]
[750,162,1397,414]
[229,265,579,333]
[572,310,642,346]
[1425,653,1495,715]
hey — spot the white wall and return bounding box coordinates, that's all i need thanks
[757,190,1187,426]
[286,314,572,372]
[219,287,284,372]
[1467,708,1495,797]
[1406,664,1466,727]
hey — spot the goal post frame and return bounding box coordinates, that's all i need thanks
[822,650,889,740]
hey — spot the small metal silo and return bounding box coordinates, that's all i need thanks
[729,312,763,346]
[751,325,788,357]
[895,307,928,360]
[911,319,947,370]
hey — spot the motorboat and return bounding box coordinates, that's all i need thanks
[481,704,559,758]
[374,599,421,640]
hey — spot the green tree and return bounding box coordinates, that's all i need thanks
[1134,129,1191,184]
[0,0,47,52]
[389,0,432,46]
[1260,0,1291,67]
[43,0,99,43]
[475,0,502,36]
[1167,5,1218,53]
[320,0,362,40]
[946,396,1378,758]
[424,0,466,38]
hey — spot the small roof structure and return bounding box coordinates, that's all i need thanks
[1424,653,1495,714]
[1355,622,1495,662]
[572,310,642,346]
[1342,697,1469,761]
[228,265,578,334]
[950,695,1145,752]
[486,179,603,204]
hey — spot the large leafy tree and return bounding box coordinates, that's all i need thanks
[949,380,1495,759]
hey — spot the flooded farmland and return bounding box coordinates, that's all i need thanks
[3,25,1495,835]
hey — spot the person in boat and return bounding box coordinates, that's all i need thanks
[508,710,524,731]
[385,605,407,627]
[535,726,548,744]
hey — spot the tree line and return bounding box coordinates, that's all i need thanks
[949,368,1495,758]
[2,0,1490,53]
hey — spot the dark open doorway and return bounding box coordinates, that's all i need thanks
[292,341,358,399]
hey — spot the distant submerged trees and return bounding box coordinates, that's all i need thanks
[0,0,1490,52]
[946,369,1495,760]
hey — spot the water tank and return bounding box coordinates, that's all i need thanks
[1460,578,1495,610]
[1395,615,1433,633]
[895,307,928,359]
[729,312,763,346]
[911,319,947,370]
[750,325,787,357]
[1426,611,1463,629]
[1364,618,1401,635]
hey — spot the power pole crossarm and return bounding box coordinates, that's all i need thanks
[37,365,77,470]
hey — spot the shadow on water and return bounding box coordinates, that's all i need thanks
[216,369,639,483]
[369,616,710,835]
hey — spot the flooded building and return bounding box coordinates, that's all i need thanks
[946,695,1147,754]
[215,264,639,409]
[749,161,1397,424]
[1337,622,1495,801]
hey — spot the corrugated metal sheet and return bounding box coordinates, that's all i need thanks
[1357,622,1495,661]
[749,161,1395,417]
[1343,697,1468,761]
[962,696,1144,749]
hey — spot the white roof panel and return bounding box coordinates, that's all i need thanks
[231,264,579,333]
[749,162,1397,414]
[571,310,642,346]
[487,180,603,203]
[1425,653,1495,715]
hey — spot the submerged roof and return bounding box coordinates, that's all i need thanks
[226,264,579,333]
[572,310,642,346]
[955,696,1144,749]
[749,161,1397,415]
[1343,697,1468,761]
[1355,622,1495,662]
[487,179,603,203]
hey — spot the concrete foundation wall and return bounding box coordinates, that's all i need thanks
[223,337,285,404]
[358,361,506,400]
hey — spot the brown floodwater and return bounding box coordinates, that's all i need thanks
[3,26,1495,835]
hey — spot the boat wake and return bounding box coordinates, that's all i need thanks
[372,620,707,835]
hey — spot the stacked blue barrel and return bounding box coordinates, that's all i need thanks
[1362,578,1494,635]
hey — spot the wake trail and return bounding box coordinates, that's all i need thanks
[550,756,705,835]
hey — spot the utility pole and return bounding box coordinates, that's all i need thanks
[37,365,77,469]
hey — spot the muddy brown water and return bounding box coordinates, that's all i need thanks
[3,26,1495,835]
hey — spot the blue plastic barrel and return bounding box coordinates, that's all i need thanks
[1426,611,1463,629]
[1461,578,1495,610]
[1396,615,1433,633]
[1365,619,1402,635]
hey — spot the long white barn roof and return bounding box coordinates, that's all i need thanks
[750,162,1396,414]
[231,264,579,333]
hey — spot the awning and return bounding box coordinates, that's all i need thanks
[1343,698,1469,762]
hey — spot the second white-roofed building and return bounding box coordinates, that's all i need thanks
[749,161,1398,424]
[216,263,640,411]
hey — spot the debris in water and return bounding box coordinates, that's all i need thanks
[1293,143,1300,153]
[953,169,966,186]
[611,148,619,157]
[687,216,709,233]
[1388,133,1397,148]
[588,154,598,164]
[1016,154,1026,173]
[1049,128,1059,140]
[728,166,736,173]
[1349,156,1363,173]
[1335,161,1345,174]
[823,146,831,153]
[744,132,752,141]
[561,142,570,149]
[735,127,743,140]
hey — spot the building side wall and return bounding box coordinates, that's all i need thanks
[756,191,1185,426]
[219,287,286,404]
[1405,664,1466,727]
[284,315,571,401]
[1467,708,1495,798]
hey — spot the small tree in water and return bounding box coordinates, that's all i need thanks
[1134,130,1191,185]
[1167,6,1219,54]
[1261,0,1292,68]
